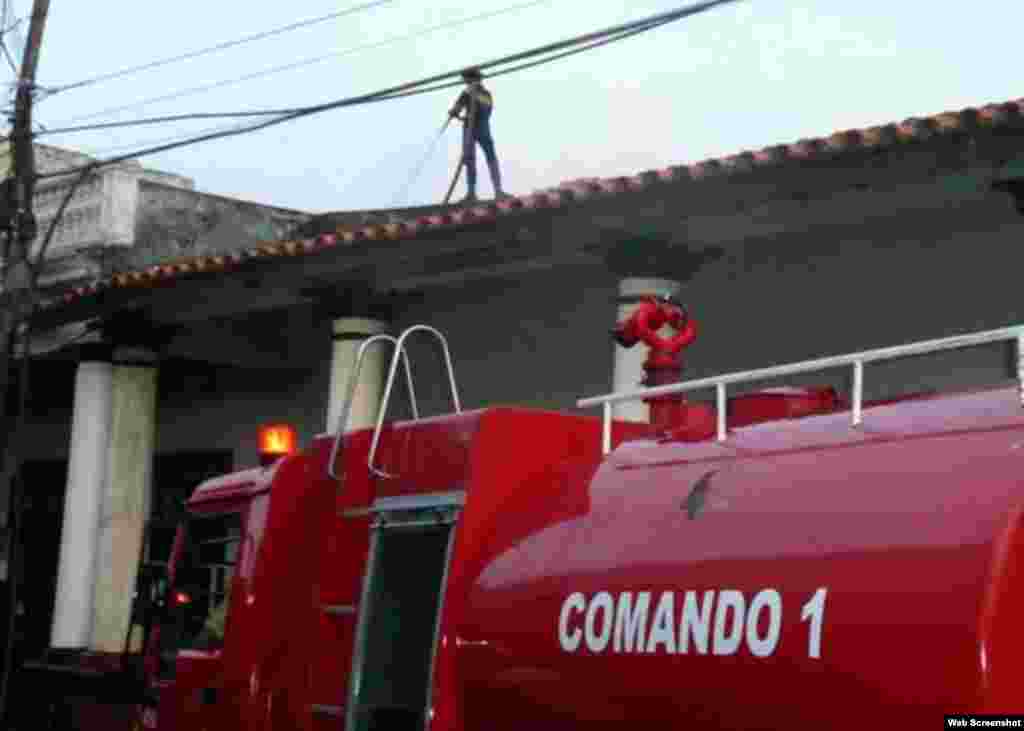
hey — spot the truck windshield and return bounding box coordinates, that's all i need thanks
[158,512,242,671]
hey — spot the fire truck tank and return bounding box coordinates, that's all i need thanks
[445,384,1024,730]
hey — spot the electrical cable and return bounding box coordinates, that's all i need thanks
[0,0,19,78]
[37,0,743,182]
[42,0,735,176]
[78,119,257,158]
[36,3,678,140]
[56,0,557,125]
[37,108,306,138]
[482,17,677,82]
[44,75,463,142]
[0,41,15,76]
[49,0,397,95]
[75,80,463,159]
[0,2,23,60]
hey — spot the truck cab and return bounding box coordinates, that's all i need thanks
[140,467,266,730]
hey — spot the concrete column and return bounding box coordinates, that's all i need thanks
[612,277,682,422]
[326,318,389,434]
[51,357,114,649]
[90,349,158,653]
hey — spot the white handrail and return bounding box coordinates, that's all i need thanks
[579,324,1024,454]
[368,325,461,478]
[327,334,418,481]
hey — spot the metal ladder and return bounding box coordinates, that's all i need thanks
[313,326,461,724]
[579,324,1024,455]
[327,325,462,481]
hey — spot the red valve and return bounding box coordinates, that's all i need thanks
[613,295,707,435]
[612,295,697,373]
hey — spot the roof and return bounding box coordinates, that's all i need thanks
[49,96,1024,312]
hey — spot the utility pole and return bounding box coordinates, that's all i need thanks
[1,0,49,529]
[11,0,46,260]
[0,0,48,724]
[1,0,47,410]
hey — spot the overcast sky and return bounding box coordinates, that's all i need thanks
[12,1,1024,213]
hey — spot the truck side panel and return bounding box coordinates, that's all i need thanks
[456,406,1024,728]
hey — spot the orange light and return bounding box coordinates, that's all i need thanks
[258,423,297,461]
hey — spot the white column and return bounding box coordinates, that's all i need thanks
[91,351,158,653]
[51,358,114,649]
[612,277,682,422]
[326,318,389,434]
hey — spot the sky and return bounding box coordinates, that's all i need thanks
[7,0,1024,214]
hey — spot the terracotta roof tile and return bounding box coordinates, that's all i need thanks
[933,112,963,131]
[496,197,523,211]
[45,94,1024,312]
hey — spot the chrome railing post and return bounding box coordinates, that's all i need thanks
[1017,330,1024,407]
[851,360,864,427]
[602,402,612,456]
[715,382,727,441]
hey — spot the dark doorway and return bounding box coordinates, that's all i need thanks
[15,460,69,662]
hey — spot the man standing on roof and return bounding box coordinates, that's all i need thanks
[449,67,510,204]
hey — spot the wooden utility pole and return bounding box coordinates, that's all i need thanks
[1,0,50,505]
[0,0,49,723]
[1,0,48,386]
[11,0,47,255]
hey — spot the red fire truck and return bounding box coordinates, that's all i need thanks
[31,301,1024,729]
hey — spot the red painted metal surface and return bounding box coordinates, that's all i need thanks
[186,466,271,506]
[148,382,1024,730]
[454,385,1024,729]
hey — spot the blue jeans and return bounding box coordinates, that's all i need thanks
[463,119,502,195]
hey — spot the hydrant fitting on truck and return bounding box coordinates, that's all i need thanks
[612,294,712,434]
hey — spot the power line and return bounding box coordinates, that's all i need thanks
[485,17,678,84]
[0,1,25,64]
[56,0,557,125]
[37,0,743,182]
[0,0,18,78]
[42,0,737,177]
[38,109,300,138]
[39,9,659,143]
[0,40,16,76]
[80,119,257,157]
[38,0,666,140]
[48,0,397,95]
[69,77,468,158]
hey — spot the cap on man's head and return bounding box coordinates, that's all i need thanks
[461,67,483,81]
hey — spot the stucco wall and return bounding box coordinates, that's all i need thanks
[124,182,310,271]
